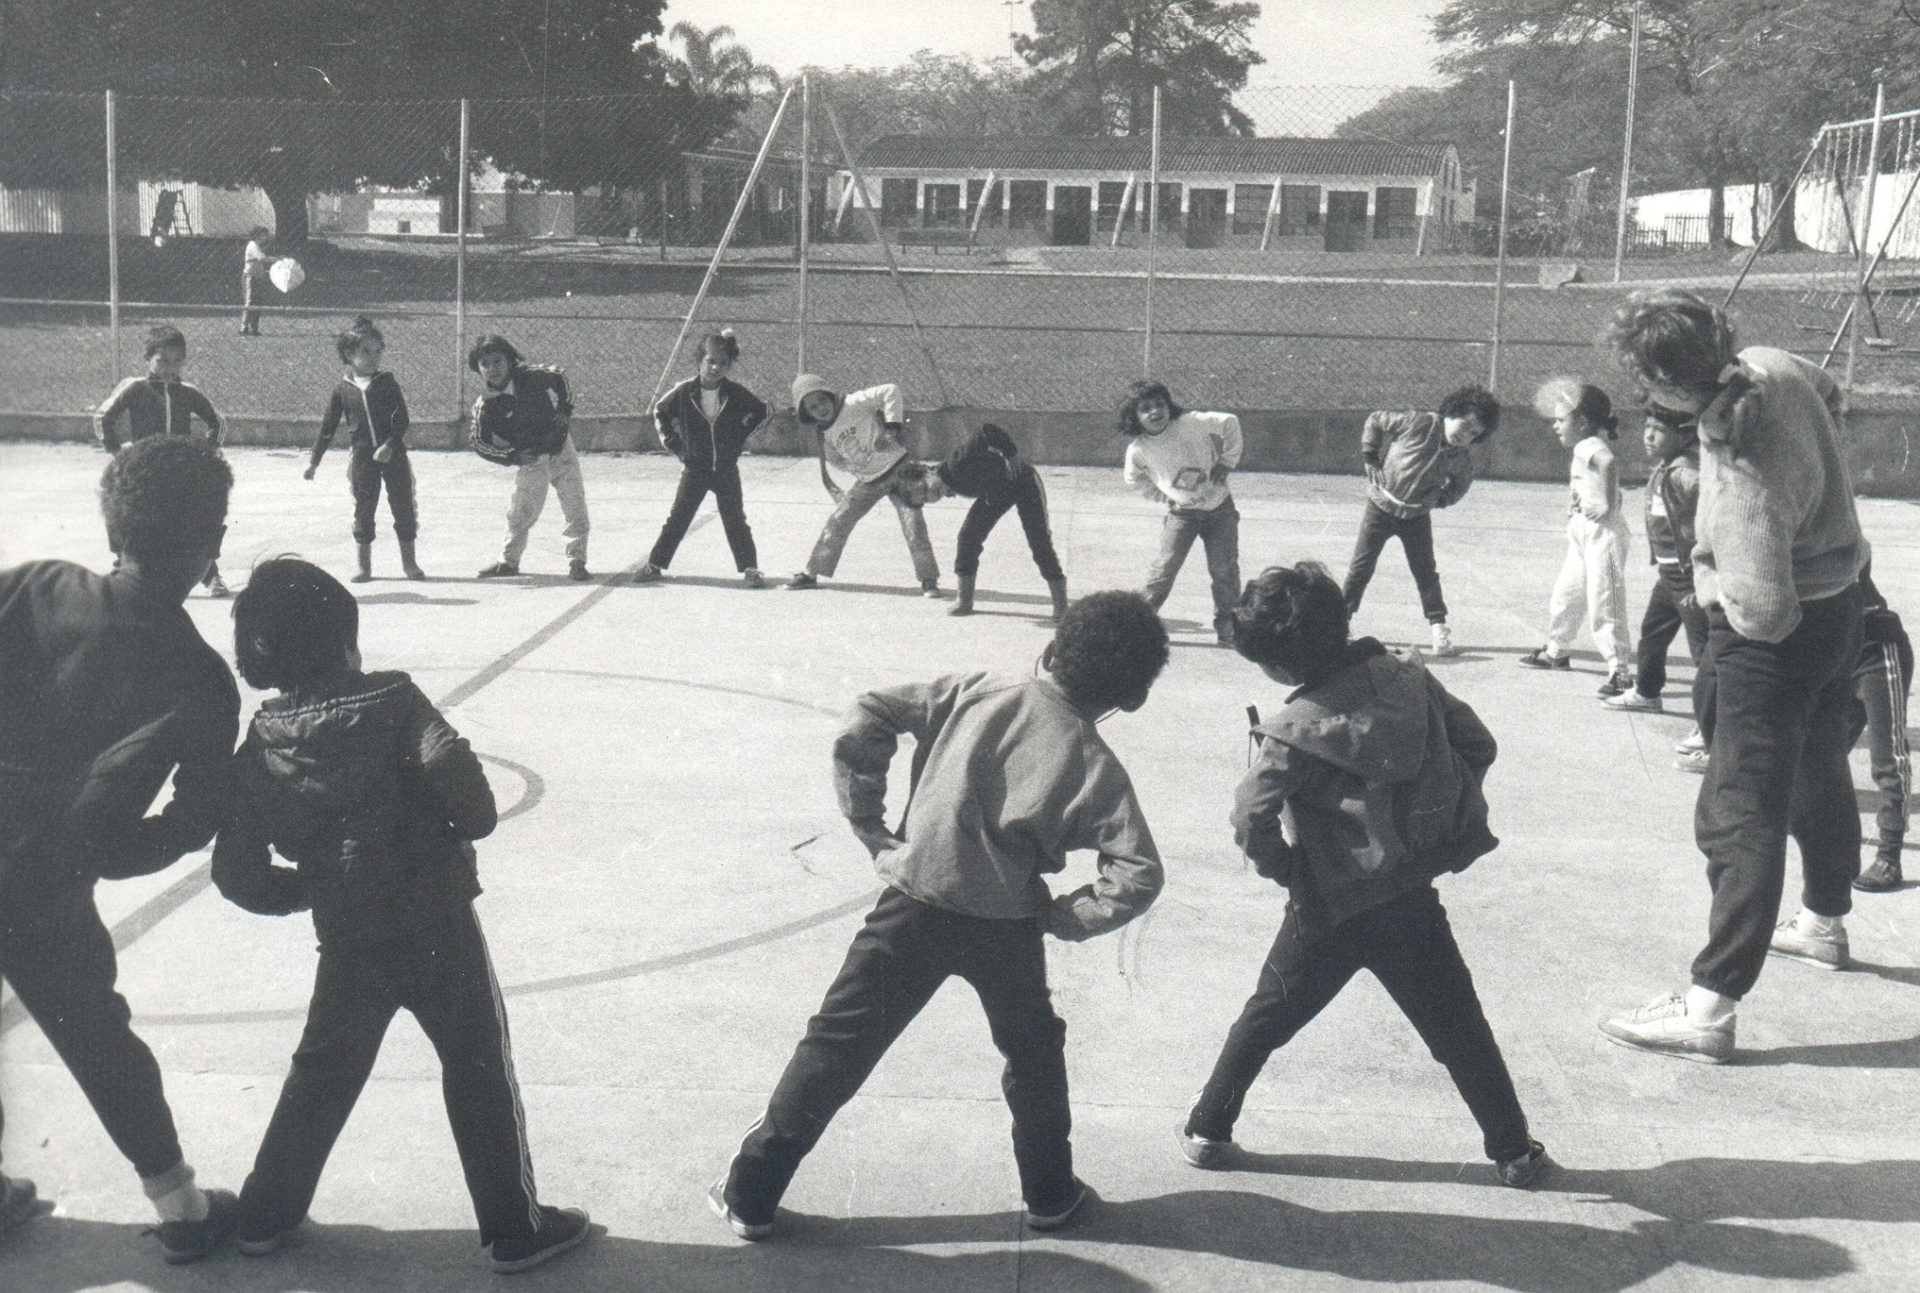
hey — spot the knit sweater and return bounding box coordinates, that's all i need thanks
[311,371,411,468]
[1689,347,1866,642]
[1123,411,1242,511]
[833,672,1163,941]
[1360,410,1474,519]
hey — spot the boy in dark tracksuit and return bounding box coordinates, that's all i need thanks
[1853,566,1912,892]
[1608,409,1708,711]
[1181,562,1549,1188]
[468,335,590,582]
[937,423,1069,620]
[93,324,230,597]
[305,317,424,583]
[211,558,588,1274]
[713,592,1171,1240]
[638,330,768,587]
[0,438,241,1261]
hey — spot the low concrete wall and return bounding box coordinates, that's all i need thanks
[10,405,1919,497]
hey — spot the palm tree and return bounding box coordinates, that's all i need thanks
[666,22,780,99]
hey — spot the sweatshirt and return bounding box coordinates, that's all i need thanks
[93,376,223,453]
[937,424,1023,503]
[833,672,1162,941]
[1567,436,1622,523]
[1688,347,1866,642]
[1123,411,1242,512]
[1645,446,1700,570]
[212,670,496,950]
[1361,410,1474,518]
[653,375,768,473]
[1232,641,1499,936]
[470,363,573,466]
[310,370,411,469]
[0,560,239,886]
[816,384,908,483]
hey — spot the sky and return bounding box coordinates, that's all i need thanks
[656,0,1450,87]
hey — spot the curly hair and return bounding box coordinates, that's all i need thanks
[232,557,359,690]
[1605,288,1737,395]
[1117,380,1184,436]
[98,437,231,565]
[1230,562,1351,680]
[334,315,384,364]
[1050,590,1170,711]
[1435,384,1501,439]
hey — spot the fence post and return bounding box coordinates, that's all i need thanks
[799,75,811,375]
[454,98,470,424]
[1846,82,1887,389]
[1489,80,1516,393]
[1611,3,1641,283]
[1145,85,1161,376]
[105,90,121,379]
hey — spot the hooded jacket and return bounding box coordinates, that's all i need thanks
[1361,410,1474,519]
[211,670,496,949]
[1232,641,1498,934]
[653,375,768,473]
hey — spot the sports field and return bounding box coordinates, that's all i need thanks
[2,442,1918,1291]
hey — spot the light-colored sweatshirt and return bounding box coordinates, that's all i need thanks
[1690,347,1866,643]
[820,383,908,483]
[1567,436,1622,522]
[833,672,1163,941]
[1124,410,1242,512]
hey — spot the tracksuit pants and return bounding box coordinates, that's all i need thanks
[1186,885,1531,1163]
[724,887,1076,1225]
[648,460,757,571]
[1632,564,1710,699]
[805,459,939,585]
[1545,512,1632,672]
[350,447,419,545]
[1342,501,1448,624]
[236,904,541,1247]
[502,440,589,567]
[953,468,1064,583]
[1143,498,1241,633]
[1850,638,1912,860]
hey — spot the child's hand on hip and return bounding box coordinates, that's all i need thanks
[849,816,904,859]
[373,443,394,463]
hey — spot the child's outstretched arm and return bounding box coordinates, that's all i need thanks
[1049,758,1163,941]
[92,378,140,453]
[307,387,346,477]
[833,676,972,848]
[188,388,223,446]
[1360,410,1404,481]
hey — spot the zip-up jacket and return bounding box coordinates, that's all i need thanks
[211,670,496,950]
[0,560,239,887]
[93,377,223,453]
[310,371,411,470]
[470,363,573,466]
[653,376,768,473]
[1361,410,1474,519]
[1124,411,1242,512]
[1233,640,1499,936]
[1645,446,1700,570]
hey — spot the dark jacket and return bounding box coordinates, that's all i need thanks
[937,424,1023,503]
[1361,410,1474,519]
[1232,640,1499,935]
[211,670,496,949]
[1645,446,1700,570]
[653,376,767,473]
[311,371,411,469]
[0,561,239,887]
[471,363,573,466]
[92,377,222,452]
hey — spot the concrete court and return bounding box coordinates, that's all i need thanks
[0,440,1917,1293]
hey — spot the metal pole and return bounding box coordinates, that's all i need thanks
[1145,85,1161,375]
[969,169,998,248]
[649,84,796,415]
[1611,4,1641,283]
[105,90,121,379]
[1724,129,1823,309]
[454,99,470,421]
[1848,82,1887,388]
[1490,80,1516,393]
[799,75,811,375]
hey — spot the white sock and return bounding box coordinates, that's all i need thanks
[141,1162,209,1224]
[1794,909,1843,937]
[1685,985,1737,1023]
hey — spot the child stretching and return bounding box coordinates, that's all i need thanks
[0,438,241,1261]
[936,422,1068,620]
[93,325,230,597]
[1120,381,1243,645]
[1606,407,1705,713]
[1341,385,1497,656]
[1180,563,1549,1189]
[1517,380,1633,696]
[712,591,1170,1239]
[1852,564,1911,893]
[469,335,590,582]
[305,317,425,583]
[637,329,768,588]
[787,373,943,595]
[211,558,589,1273]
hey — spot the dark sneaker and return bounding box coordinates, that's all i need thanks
[0,1175,41,1239]
[921,580,944,599]
[742,568,767,589]
[634,563,664,583]
[1497,1140,1553,1189]
[1517,648,1570,670]
[1856,855,1903,892]
[204,573,231,599]
[1597,668,1634,698]
[786,571,819,590]
[568,561,591,583]
[490,1205,590,1274]
[478,561,520,578]
[157,1188,238,1265]
[236,1216,305,1256]
[1025,1179,1091,1232]
[707,1180,773,1241]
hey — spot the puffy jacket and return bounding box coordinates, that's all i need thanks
[471,363,572,466]
[1361,410,1474,519]
[212,670,496,949]
[653,376,768,472]
[1232,641,1498,934]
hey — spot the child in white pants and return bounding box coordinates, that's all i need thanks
[1519,380,1632,695]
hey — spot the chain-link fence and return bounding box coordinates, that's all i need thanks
[3,82,1915,433]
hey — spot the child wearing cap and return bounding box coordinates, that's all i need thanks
[468,335,590,582]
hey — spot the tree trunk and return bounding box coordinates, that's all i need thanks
[261,176,311,244]
[1707,183,1728,250]
[1761,177,1802,252]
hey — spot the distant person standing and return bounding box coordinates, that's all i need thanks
[1119,380,1243,646]
[469,335,591,582]
[241,228,271,336]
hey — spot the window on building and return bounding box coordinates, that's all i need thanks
[1375,186,1418,239]
[1140,182,1183,229]
[1098,180,1133,232]
[967,178,1003,227]
[1278,185,1321,236]
[1007,179,1048,230]
[1233,184,1274,236]
[880,178,918,228]
[924,183,962,227]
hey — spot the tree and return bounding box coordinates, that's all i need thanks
[0,0,739,241]
[1017,0,1263,136]
[793,52,1056,154]
[665,22,779,98]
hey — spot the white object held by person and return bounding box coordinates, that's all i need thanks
[269,257,305,294]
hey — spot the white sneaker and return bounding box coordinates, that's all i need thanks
[1675,727,1705,755]
[1429,622,1458,656]
[1604,690,1663,711]
[1769,915,1848,971]
[1599,992,1735,1063]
